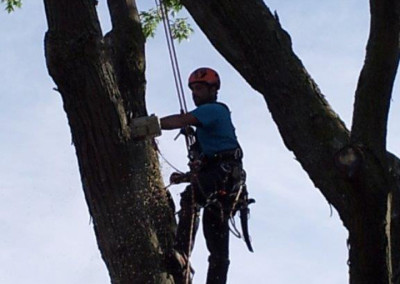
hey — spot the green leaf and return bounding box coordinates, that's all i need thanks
[140,8,162,39]
[162,0,183,12]
[140,0,193,41]
[1,0,22,13]
[171,18,194,42]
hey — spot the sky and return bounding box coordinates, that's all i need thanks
[0,1,399,283]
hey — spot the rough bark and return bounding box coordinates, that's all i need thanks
[43,0,176,283]
[181,0,400,283]
[351,0,400,157]
[390,153,400,283]
[347,1,400,282]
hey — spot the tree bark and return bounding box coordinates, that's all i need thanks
[347,1,400,282]
[181,0,400,283]
[43,0,176,283]
[351,0,400,157]
[389,153,400,283]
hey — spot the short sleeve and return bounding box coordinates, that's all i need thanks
[190,104,226,127]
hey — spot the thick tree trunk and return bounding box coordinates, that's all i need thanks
[390,153,400,283]
[43,0,176,283]
[181,0,400,283]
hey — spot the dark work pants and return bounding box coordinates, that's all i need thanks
[203,203,230,284]
[175,161,237,284]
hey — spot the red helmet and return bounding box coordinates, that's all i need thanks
[188,67,220,90]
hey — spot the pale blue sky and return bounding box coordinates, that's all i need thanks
[0,1,399,283]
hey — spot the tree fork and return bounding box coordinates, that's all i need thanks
[43,0,176,282]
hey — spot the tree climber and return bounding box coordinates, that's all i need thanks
[161,67,251,284]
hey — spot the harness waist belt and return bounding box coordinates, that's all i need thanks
[209,148,243,162]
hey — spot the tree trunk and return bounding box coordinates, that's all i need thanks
[43,0,176,283]
[181,0,400,283]
[390,153,400,283]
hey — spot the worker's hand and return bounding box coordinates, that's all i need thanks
[174,126,195,141]
[188,159,202,172]
[169,172,190,184]
[180,126,195,136]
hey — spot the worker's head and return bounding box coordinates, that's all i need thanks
[188,67,220,106]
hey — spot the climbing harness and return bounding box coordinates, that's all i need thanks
[201,158,255,252]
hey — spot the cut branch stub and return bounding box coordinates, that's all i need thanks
[335,145,364,180]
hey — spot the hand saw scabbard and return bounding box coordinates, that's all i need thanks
[131,115,162,139]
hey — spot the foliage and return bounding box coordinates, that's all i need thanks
[160,0,183,10]
[1,0,21,13]
[1,0,192,40]
[140,0,193,42]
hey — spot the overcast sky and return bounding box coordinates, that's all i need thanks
[1,1,399,283]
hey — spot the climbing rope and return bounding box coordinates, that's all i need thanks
[155,0,195,152]
[155,1,196,282]
[155,0,187,112]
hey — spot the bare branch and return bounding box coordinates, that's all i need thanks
[107,0,141,30]
[351,0,400,158]
[106,0,147,119]
[182,0,352,221]
[44,0,101,35]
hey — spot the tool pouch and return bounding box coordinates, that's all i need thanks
[131,114,161,139]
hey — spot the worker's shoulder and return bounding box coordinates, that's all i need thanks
[198,102,230,112]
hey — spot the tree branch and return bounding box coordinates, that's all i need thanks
[107,0,141,29]
[44,0,101,35]
[351,0,400,158]
[106,0,147,120]
[388,152,400,282]
[180,1,400,281]
[182,0,352,223]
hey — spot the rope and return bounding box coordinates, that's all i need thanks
[155,0,195,153]
[155,0,188,113]
[155,2,196,282]
[186,174,197,283]
[157,147,184,173]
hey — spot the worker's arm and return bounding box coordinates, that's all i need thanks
[160,113,200,130]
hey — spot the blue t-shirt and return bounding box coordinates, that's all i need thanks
[190,102,239,157]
